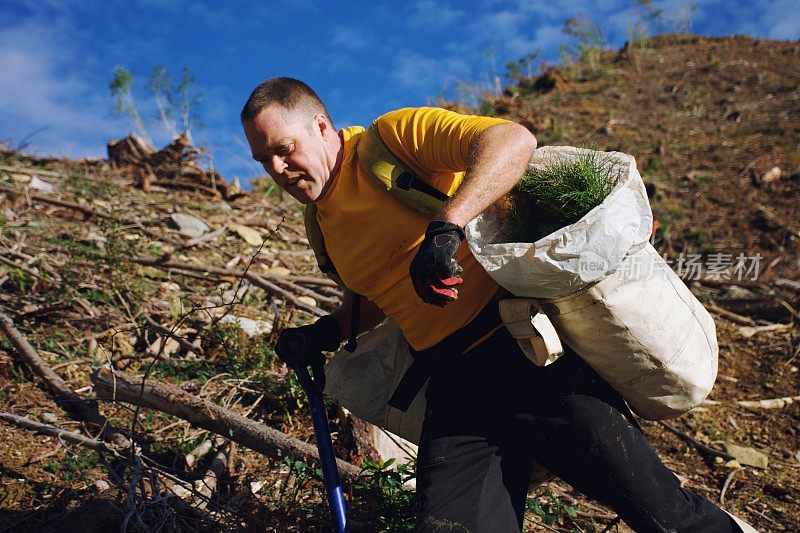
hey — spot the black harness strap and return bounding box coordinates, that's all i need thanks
[344,295,361,353]
[395,171,450,202]
[387,298,505,412]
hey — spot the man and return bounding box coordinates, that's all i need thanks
[241,77,748,532]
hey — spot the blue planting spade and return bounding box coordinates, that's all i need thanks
[291,346,347,533]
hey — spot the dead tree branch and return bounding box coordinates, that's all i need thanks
[0,309,130,448]
[92,367,363,480]
[0,412,118,455]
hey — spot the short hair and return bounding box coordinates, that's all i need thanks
[240,77,333,126]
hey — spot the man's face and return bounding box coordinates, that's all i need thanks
[243,105,333,204]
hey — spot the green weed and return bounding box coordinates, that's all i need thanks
[644,155,663,174]
[44,449,101,484]
[5,268,34,292]
[351,458,417,531]
[526,489,579,528]
[538,122,565,144]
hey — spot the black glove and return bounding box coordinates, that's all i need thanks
[409,220,466,307]
[274,315,342,372]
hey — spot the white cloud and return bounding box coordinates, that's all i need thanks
[0,20,123,156]
[392,51,471,91]
[329,24,370,50]
[407,1,464,29]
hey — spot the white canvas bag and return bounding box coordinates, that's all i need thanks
[466,146,719,419]
[325,318,426,444]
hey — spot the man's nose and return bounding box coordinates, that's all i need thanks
[270,154,287,175]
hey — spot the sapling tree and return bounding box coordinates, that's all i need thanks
[109,65,204,143]
[109,67,151,144]
[147,64,177,138]
[174,67,204,143]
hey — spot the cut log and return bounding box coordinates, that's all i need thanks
[107,134,156,167]
[91,367,363,480]
[336,407,416,466]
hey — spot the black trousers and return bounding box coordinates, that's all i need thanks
[415,326,740,532]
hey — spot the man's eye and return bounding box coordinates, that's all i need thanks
[277,143,294,156]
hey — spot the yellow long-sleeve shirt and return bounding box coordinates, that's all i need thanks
[314,107,508,350]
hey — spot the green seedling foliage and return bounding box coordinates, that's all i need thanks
[176,431,209,456]
[501,150,622,243]
[152,321,274,382]
[44,450,101,484]
[5,268,34,293]
[526,489,580,528]
[351,458,417,531]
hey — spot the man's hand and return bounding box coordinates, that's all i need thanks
[274,315,342,371]
[409,220,466,306]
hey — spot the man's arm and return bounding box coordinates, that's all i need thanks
[408,121,536,306]
[434,122,537,227]
[330,289,386,341]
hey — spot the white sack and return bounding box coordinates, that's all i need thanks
[325,319,426,444]
[466,146,718,419]
[466,146,653,299]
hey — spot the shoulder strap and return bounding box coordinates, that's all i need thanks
[304,204,347,289]
[357,122,449,218]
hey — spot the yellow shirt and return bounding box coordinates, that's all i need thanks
[315,107,508,350]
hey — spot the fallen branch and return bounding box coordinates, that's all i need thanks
[736,395,800,410]
[143,313,201,355]
[0,163,64,178]
[0,254,50,281]
[269,277,340,309]
[658,421,735,461]
[0,310,129,448]
[706,302,756,326]
[0,412,118,454]
[92,367,363,480]
[774,278,800,293]
[719,468,737,505]
[133,256,326,317]
[195,439,228,509]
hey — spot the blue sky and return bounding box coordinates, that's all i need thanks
[1,1,798,186]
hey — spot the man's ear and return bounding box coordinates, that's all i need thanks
[315,113,331,138]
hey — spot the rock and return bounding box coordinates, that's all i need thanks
[760,167,782,184]
[229,223,264,246]
[208,201,232,211]
[156,281,181,299]
[2,207,16,221]
[29,176,55,194]
[722,286,756,299]
[93,480,110,492]
[297,295,317,307]
[219,315,272,337]
[168,213,210,238]
[39,412,58,425]
[262,266,291,276]
[720,442,769,469]
[148,336,180,358]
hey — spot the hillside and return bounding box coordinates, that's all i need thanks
[1,34,798,532]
